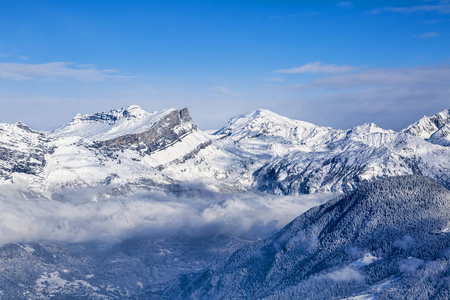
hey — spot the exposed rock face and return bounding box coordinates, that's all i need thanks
[403,108,450,140]
[0,106,449,197]
[429,123,450,147]
[0,123,51,181]
[71,104,146,124]
[226,111,450,195]
[0,106,212,196]
[0,107,450,299]
[251,130,450,195]
[96,108,196,155]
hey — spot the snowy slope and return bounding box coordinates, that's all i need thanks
[213,108,344,156]
[209,108,450,194]
[0,122,51,189]
[0,106,449,197]
[183,175,450,299]
[0,106,214,197]
[252,125,450,194]
[51,105,177,141]
[429,123,450,146]
[0,107,450,299]
[403,108,450,141]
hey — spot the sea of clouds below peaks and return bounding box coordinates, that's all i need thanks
[0,184,335,246]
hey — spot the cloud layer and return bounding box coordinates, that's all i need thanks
[274,62,356,74]
[0,184,333,246]
[294,65,450,90]
[370,2,450,14]
[0,62,130,81]
[275,63,449,131]
[416,32,440,38]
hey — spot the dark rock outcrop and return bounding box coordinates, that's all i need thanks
[95,108,196,155]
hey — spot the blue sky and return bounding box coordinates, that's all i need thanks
[0,0,449,131]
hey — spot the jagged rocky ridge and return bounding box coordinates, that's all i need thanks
[182,175,450,299]
[0,106,449,197]
[403,109,450,140]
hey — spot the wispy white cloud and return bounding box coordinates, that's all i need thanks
[370,2,450,14]
[421,19,446,23]
[338,2,353,7]
[264,77,284,82]
[269,15,282,19]
[0,62,136,81]
[326,267,364,282]
[399,258,424,273]
[292,65,450,89]
[279,64,449,130]
[416,31,440,38]
[274,62,356,74]
[394,235,415,250]
[210,85,246,96]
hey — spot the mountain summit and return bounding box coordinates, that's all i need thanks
[0,106,449,197]
[403,109,450,141]
[50,105,190,142]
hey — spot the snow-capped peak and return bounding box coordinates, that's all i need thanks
[214,109,318,139]
[71,105,154,124]
[15,121,35,133]
[403,109,450,139]
[50,106,179,141]
[350,122,391,134]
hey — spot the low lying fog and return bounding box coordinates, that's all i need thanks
[0,184,336,246]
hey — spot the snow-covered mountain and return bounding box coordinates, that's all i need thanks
[0,106,449,197]
[0,106,449,299]
[183,175,450,299]
[211,108,450,194]
[51,105,177,141]
[403,108,450,141]
[0,106,214,197]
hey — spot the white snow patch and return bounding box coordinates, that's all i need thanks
[350,253,379,268]
[327,267,364,282]
[341,277,400,300]
[18,244,35,253]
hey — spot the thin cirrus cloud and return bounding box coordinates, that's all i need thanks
[292,65,450,89]
[416,32,440,38]
[338,2,353,8]
[370,2,450,14]
[0,62,134,81]
[282,64,449,131]
[274,62,357,74]
[210,85,246,97]
[264,77,284,82]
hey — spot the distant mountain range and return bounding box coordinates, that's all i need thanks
[0,107,449,299]
[0,106,449,198]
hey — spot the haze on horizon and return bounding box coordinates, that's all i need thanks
[0,0,449,132]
